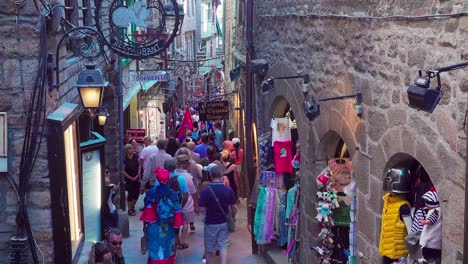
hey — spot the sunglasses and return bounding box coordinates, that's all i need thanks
[111,241,122,245]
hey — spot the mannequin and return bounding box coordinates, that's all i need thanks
[379,168,412,264]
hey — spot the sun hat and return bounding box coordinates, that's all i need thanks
[176,153,190,164]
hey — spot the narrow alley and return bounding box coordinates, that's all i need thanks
[123,198,267,264]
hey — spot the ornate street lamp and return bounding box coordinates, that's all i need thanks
[76,64,109,112]
[97,107,110,126]
[75,64,109,137]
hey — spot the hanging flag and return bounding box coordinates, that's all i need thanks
[178,105,193,140]
[216,17,223,37]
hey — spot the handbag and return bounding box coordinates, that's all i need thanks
[208,186,236,232]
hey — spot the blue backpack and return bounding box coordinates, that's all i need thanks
[155,189,176,224]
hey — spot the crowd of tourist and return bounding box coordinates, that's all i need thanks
[93,121,244,264]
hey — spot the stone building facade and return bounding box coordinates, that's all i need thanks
[0,0,123,262]
[253,1,467,263]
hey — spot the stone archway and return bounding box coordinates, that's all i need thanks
[315,130,354,254]
[379,153,438,263]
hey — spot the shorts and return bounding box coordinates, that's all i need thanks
[204,223,229,253]
[183,211,196,223]
[126,181,140,201]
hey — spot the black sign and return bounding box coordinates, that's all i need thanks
[198,101,230,121]
[95,0,179,59]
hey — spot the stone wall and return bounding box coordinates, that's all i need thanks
[0,0,54,261]
[0,0,121,262]
[254,1,467,263]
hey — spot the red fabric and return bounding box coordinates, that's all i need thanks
[140,205,157,223]
[173,211,183,228]
[177,106,193,139]
[147,255,175,264]
[273,141,293,174]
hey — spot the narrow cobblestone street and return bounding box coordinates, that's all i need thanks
[123,198,266,264]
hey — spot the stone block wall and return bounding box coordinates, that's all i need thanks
[254,1,467,263]
[0,0,120,262]
[0,0,55,261]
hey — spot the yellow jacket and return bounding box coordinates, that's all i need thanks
[379,193,410,259]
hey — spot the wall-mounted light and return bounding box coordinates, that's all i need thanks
[303,92,363,121]
[260,74,310,95]
[76,64,108,111]
[407,70,442,113]
[97,107,110,126]
[229,60,269,82]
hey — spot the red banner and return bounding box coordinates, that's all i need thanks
[125,129,146,144]
[178,106,193,139]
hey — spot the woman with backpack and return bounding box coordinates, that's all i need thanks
[140,168,183,264]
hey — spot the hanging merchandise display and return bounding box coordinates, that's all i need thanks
[312,158,354,264]
[253,117,301,263]
[270,117,292,145]
[273,141,294,174]
[285,181,300,262]
[291,144,300,169]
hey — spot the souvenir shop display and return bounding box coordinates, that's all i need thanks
[273,141,294,174]
[313,159,353,264]
[253,117,301,263]
[270,117,292,145]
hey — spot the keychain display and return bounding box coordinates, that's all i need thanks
[313,159,353,264]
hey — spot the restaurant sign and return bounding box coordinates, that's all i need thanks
[198,100,229,121]
[95,0,180,59]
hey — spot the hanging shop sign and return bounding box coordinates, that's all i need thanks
[95,0,180,59]
[133,71,171,82]
[198,100,230,121]
[125,128,146,144]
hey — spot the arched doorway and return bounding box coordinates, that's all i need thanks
[314,130,354,264]
[380,153,440,263]
[271,96,299,190]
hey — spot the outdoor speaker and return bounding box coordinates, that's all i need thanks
[407,85,442,113]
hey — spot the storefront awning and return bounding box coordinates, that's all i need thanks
[123,80,158,110]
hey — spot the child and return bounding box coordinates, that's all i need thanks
[419,188,442,264]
